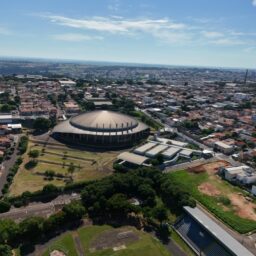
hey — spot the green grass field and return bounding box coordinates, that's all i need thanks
[168,170,256,234]
[10,141,119,195]
[42,225,171,256]
[42,233,77,256]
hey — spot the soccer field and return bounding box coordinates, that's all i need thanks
[168,168,256,234]
[42,225,171,256]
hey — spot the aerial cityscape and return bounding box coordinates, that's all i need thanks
[0,1,256,256]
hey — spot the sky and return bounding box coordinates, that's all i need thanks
[0,0,256,68]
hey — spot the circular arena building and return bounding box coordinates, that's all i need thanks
[52,110,149,148]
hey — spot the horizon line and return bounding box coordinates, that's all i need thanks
[0,55,253,71]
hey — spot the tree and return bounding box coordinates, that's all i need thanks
[33,117,52,131]
[107,193,134,218]
[153,206,168,224]
[44,170,55,180]
[68,163,75,179]
[42,184,59,194]
[0,219,20,244]
[62,201,86,221]
[18,136,28,154]
[0,201,11,213]
[19,217,44,242]
[28,149,40,159]
[0,244,12,256]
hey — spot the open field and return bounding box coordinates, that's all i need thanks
[10,139,120,195]
[168,161,256,234]
[42,232,78,256]
[43,225,171,256]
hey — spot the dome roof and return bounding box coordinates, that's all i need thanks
[69,110,138,132]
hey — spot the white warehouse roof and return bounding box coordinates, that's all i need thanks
[184,206,254,256]
[134,142,157,155]
[117,152,149,166]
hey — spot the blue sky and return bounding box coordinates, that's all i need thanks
[0,0,256,68]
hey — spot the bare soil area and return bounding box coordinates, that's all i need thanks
[189,160,229,174]
[89,228,139,252]
[229,194,256,221]
[198,182,221,196]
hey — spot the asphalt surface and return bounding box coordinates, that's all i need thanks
[0,194,80,222]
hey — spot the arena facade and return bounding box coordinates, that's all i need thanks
[52,110,149,148]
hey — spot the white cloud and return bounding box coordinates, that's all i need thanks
[46,15,186,34]
[41,14,255,47]
[252,0,256,6]
[211,38,245,46]
[201,31,224,38]
[52,33,103,42]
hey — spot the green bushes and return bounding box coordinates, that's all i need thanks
[1,157,23,195]
[0,200,11,213]
[28,149,40,158]
[0,201,86,250]
[18,136,28,155]
[24,159,38,170]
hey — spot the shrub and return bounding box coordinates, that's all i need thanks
[18,136,28,154]
[0,201,11,213]
[28,150,40,158]
[25,160,38,170]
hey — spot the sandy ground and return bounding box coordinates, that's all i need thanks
[229,194,256,221]
[198,182,221,196]
[198,181,256,221]
[189,160,229,174]
[90,228,139,252]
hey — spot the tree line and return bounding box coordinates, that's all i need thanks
[0,167,196,254]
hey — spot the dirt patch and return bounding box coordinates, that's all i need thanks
[89,228,139,252]
[229,194,256,221]
[189,160,229,174]
[198,182,221,196]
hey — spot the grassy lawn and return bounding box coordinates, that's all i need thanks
[168,170,256,234]
[78,225,170,256]
[42,233,78,256]
[43,225,170,256]
[170,228,196,256]
[9,141,118,196]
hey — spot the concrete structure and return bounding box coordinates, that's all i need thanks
[214,141,234,154]
[162,147,181,159]
[252,185,256,196]
[221,166,251,181]
[134,142,157,155]
[179,206,254,256]
[117,152,149,166]
[52,110,149,148]
[145,144,168,158]
[179,149,193,158]
[0,114,12,124]
[156,136,188,147]
[59,79,76,87]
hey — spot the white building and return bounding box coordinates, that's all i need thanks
[59,79,76,87]
[145,144,168,158]
[214,141,234,154]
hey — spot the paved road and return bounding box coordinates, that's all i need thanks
[0,134,20,196]
[0,194,80,222]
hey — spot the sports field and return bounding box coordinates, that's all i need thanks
[10,140,119,195]
[168,161,256,234]
[42,225,170,256]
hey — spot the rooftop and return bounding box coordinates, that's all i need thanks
[184,206,254,256]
